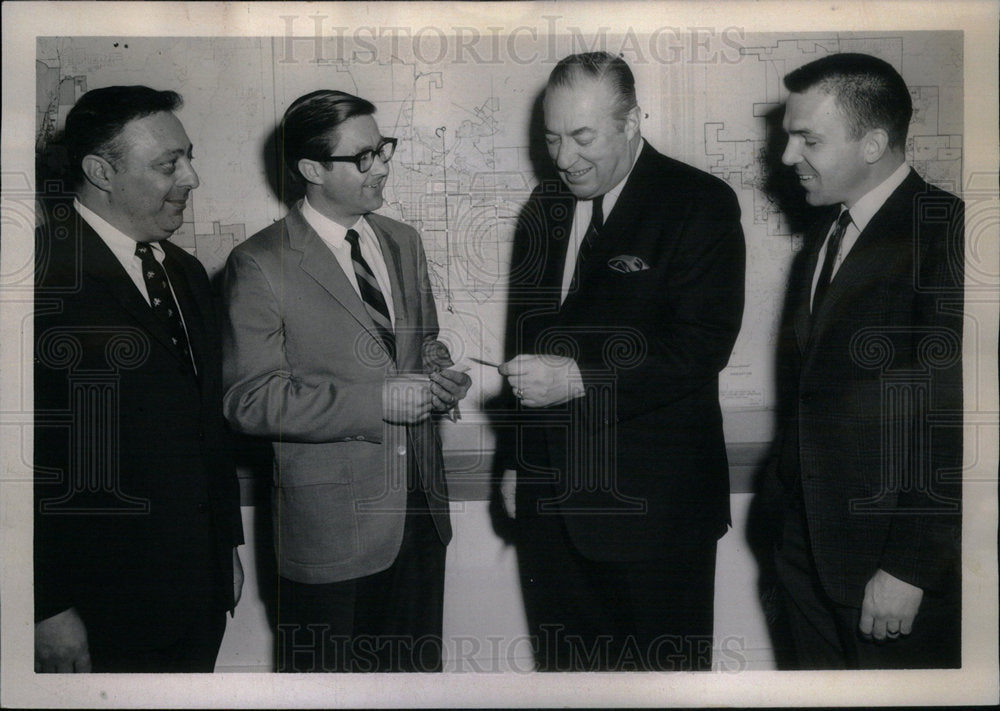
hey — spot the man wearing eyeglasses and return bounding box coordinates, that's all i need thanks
[221,89,470,672]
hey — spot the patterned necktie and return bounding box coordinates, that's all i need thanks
[134,242,192,366]
[569,194,604,293]
[345,229,396,361]
[812,209,852,316]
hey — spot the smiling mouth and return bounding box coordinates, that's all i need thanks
[563,166,591,179]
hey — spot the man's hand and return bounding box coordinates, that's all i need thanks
[233,547,245,607]
[383,375,435,424]
[35,607,91,673]
[430,367,471,412]
[859,568,924,641]
[499,354,584,408]
[500,468,516,519]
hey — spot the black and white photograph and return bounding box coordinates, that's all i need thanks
[1,1,997,707]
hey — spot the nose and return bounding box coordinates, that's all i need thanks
[552,140,577,171]
[781,137,800,167]
[369,153,390,178]
[177,157,200,189]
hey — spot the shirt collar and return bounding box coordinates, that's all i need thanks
[301,197,365,247]
[74,198,164,260]
[843,161,910,233]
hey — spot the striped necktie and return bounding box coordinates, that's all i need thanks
[345,229,396,361]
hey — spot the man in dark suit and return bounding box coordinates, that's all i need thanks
[34,86,244,672]
[222,90,470,672]
[498,52,746,671]
[769,53,963,669]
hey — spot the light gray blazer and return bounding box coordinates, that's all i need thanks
[222,203,451,584]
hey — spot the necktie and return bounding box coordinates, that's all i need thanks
[812,209,852,316]
[134,242,192,366]
[345,229,396,361]
[569,194,604,293]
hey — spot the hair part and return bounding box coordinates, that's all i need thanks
[281,90,377,182]
[63,85,183,185]
[783,53,912,150]
[547,51,638,125]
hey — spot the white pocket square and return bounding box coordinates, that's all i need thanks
[607,255,651,273]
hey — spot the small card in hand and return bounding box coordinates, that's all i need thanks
[422,339,461,422]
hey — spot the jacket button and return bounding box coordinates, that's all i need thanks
[396,446,407,456]
[357,435,365,441]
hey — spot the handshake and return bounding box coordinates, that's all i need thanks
[382,339,472,425]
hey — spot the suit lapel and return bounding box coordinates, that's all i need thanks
[543,192,575,298]
[285,206,372,326]
[79,222,194,371]
[162,246,207,376]
[799,170,924,351]
[793,208,836,354]
[285,205,397,363]
[560,143,653,311]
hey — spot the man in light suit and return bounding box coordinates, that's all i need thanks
[498,52,746,671]
[769,53,963,668]
[222,90,470,672]
[34,86,244,672]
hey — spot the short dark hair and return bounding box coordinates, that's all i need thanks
[547,52,637,123]
[783,53,912,150]
[63,85,183,185]
[281,90,377,182]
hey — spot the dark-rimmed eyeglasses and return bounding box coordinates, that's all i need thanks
[316,137,398,173]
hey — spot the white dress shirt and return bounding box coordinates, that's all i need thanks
[301,197,396,326]
[560,140,644,303]
[810,161,911,306]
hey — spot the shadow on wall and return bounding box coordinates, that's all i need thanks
[262,123,306,210]
[743,100,825,669]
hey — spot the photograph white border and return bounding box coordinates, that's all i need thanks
[2,1,997,707]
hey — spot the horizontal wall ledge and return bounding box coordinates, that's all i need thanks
[237,441,772,505]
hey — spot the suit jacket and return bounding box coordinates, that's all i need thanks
[504,141,746,561]
[34,202,243,651]
[773,168,964,607]
[222,203,451,585]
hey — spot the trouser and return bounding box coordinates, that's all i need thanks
[88,605,227,673]
[277,486,447,672]
[517,511,717,671]
[774,509,960,669]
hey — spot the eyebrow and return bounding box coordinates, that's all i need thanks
[544,126,596,137]
[152,146,191,162]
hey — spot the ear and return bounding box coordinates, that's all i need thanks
[80,154,116,192]
[297,158,326,186]
[623,105,641,141]
[862,128,890,164]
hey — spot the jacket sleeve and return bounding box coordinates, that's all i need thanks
[878,195,964,593]
[220,247,386,444]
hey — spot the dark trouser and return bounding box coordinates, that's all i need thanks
[88,605,227,673]
[276,487,447,673]
[516,511,717,671]
[774,510,960,669]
